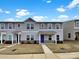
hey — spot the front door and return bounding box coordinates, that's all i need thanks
[16,34,18,43]
[41,35,44,43]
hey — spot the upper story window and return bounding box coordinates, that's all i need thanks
[76,21,79,27]
[40,23,46,29]
[27,24,30,29]
[55,24,60,29]
[1,23,5,29]
[31,24,34,29]
[48,24,52,29]
[40,24,44,29]
[18,24,20,27]
[8,23,13,29]
[26,23,34,29]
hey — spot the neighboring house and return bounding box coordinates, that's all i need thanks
[64,20,79,41]
[0,18,63,44]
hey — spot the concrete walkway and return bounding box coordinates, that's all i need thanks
[0,44,16,52]
[41,44,60,59]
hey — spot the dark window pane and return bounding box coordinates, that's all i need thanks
[27,35,30,40]
[57,35,59,41]
[68,33,71,38]
[18,24,20,27]
[49,35,52,40]
[27,24,30,29]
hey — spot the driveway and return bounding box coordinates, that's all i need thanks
[55,52,79,59]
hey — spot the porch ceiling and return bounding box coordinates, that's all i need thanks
[38,31,56,35]
[12,31,21,34]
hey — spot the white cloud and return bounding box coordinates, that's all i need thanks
[67,0,79,9]
[4,18,15,21]
[43,0,52,3]
[0,8,10,14]
[52,15,69,22]
[5,11,10,14]
[74,15,79,19]
[46,0,52,3]
[16,9,20,11]
[16,9,30,18]
[0,9,3,13]
[56,6,66,13]
[32,16,48,22]
[58,15,69,19]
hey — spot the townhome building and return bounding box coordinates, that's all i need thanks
[0,18,63,44]
[64,20,79,41]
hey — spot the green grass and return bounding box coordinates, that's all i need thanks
[0,44,10,49]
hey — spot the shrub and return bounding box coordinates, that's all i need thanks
[4,40,12,44]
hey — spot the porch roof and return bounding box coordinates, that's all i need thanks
[38,31,56,35]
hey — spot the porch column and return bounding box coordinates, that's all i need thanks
[39,34,41,44]
[12,34,13,44]
[54,35,57,44]
[18,34,20,44]
[1,33,2,44]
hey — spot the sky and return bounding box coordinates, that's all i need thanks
[0,0,79,22]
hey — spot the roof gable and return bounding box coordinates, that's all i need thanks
[24,18,36,22]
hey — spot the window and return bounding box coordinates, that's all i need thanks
[18,24,20,27]
[76,21,79,27]
[31,24,34,29]
[48,24,52,29]
[40,24,43,29]
[55,24,60,29]
[49,35,52,40]
[27,24,30,29]
[9,23,13,29]
[8,35,12,40]
[2,34,6,40]
[56,35,59,41]
[31,35,34,40]
[27,35,30,40]
[40,24,45,29]
[68,33,71,38]
[1,24,4,29]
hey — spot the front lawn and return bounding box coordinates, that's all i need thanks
[46,41,79,53]
[0,44,10,49]
[0,44,44,54]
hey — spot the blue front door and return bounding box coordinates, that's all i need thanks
[41,35,44,43]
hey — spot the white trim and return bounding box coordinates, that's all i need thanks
[12,34,13,44]
[8,23,13,29]
[1,34,2,44]
[55,23,60,29]
[39,34,41,44]
[18,34,19,44]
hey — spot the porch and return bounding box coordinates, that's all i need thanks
[38,31,57,43]
[0,32,21,44]
[75,32,79,40]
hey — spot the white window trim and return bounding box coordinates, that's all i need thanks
[55,24,60,29]
[47,23,52,29]
[8,23,13,29]
[1,23,5,29]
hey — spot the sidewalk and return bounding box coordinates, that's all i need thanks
[0,44,16,52]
